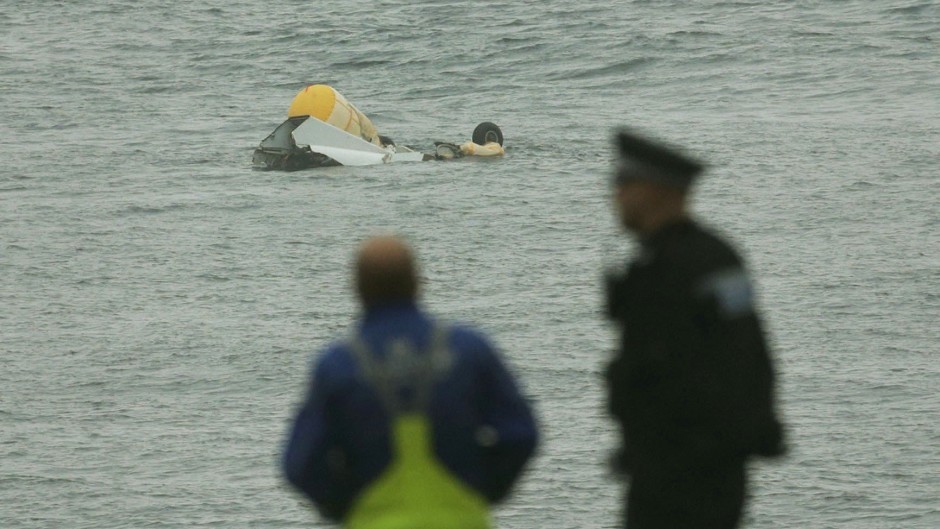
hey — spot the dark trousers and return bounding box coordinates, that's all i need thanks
[625,461,746,529]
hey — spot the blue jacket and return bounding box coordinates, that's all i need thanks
[283,302,539,521]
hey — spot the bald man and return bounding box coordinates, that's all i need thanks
[283,235,538,529]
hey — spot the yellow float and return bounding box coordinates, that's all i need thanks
[287,85,381,146]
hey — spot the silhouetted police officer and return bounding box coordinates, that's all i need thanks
[605,130,785,529]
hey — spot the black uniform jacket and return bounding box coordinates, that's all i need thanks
[606,219,783,474]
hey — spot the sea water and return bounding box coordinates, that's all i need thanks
[2,1,938,527]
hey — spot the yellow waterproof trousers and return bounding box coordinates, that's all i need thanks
[345,415,491,529]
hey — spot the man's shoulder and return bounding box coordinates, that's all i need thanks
[667,221,742,270]
[313,339,359,376]
[678,223,761,315]
[436,321,500,366]
[439,321,493,348]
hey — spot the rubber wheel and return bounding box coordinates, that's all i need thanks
[472,122,503,146]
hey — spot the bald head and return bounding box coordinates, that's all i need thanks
[355,235,420,309]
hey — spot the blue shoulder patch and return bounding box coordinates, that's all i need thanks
[698,268,754,318]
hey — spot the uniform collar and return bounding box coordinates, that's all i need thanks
[361,300,421,323]
[640,217,695,249]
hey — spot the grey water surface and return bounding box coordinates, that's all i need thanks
[2,1,939,528]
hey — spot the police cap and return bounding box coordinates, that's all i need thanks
[612,129,704,190]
